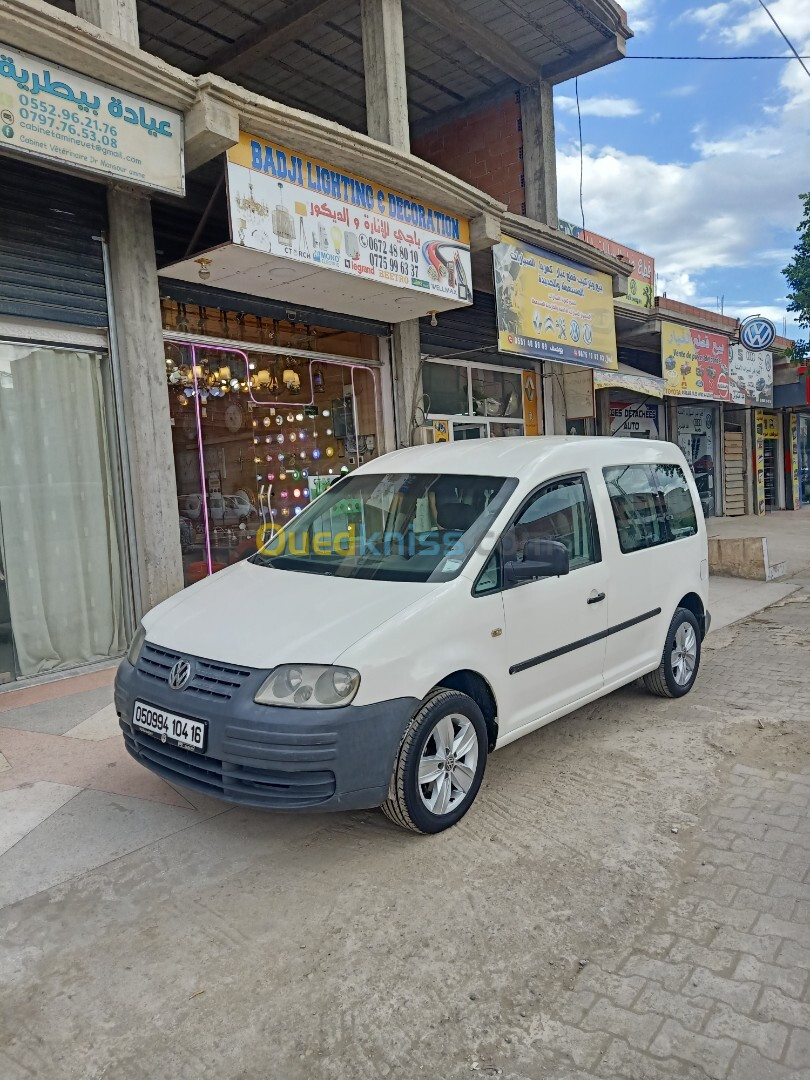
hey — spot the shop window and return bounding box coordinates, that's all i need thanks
[0,344,127,679]
[471,367,523,419]
[422,361,469,416]
[165,325,382,587]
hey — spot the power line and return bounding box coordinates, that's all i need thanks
[754,0,810,79]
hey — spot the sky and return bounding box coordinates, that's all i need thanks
[553,0,810,338]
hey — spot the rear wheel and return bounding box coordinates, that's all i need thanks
[381,689,487,834]
[643,607,701,699]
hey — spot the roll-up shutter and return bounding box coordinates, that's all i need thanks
[0,158,108,327]
[419,290,499,357]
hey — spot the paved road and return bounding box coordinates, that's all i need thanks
[1,590,809,1079]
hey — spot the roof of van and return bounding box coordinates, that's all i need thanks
[357,436,687,478]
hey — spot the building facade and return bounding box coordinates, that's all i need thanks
[0,0,632,685]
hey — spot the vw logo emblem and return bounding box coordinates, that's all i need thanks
[168,660,193,691]
[740,316,776,352]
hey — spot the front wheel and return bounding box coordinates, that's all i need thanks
[381,689,488,834]
[643,607,702,699]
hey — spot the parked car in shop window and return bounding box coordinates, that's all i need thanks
[117,438,709,835]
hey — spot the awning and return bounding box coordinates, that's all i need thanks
[593,368,666,399]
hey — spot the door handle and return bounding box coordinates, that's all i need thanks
[587,591,606,605]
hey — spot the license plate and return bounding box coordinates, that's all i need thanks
[132,700,207,753]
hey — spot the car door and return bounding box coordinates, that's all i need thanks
[494,472,609,737]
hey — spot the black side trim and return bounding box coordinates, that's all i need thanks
[509,607,662,675]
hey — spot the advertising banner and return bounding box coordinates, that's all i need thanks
[729,345,773,407]
[609,399,660,438]
[0,45,184,195]
[790,414,800,509]
[754,410,767,514]
[662,321,730,400]
[227,132,472,307]
[559,221,654,309]
[493,236,618,370]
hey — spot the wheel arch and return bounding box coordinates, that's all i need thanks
[677,592,707,639]
[435,669,499,751]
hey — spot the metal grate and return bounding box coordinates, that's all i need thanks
[137,644,251,701]
[123,726,336,808]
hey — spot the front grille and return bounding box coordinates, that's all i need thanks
[138,644,251,702]
[123,725,336,808]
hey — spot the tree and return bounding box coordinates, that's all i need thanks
[784,192,810,365]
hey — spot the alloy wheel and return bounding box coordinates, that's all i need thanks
[418,713,480,816]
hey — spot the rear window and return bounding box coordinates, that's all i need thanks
[603,463,698,554]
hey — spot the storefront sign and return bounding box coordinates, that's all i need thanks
[522,371,540,435]
[593,369,665,399]
[610,398,660,438]
[790,414,800,509]
[493,237,618,370]
[740,315,776,352]
[432,419,450,443]
[662,322,730,401]
[227,132,472,306]
[754,410,767,515]
[0,46,184,195]
[560,221,654,309]
[729,345,773,407]
[759,412,779,439]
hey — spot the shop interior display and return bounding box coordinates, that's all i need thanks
[162,303,380,586]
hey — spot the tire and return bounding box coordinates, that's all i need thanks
[381,689,488,834]
[643,607,702,699]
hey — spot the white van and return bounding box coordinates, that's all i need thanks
[117,438,709,834]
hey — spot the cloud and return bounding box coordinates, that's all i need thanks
[556,95,642,118]
[556,3,810,333]
[665,84,699,98]
[622,0,655,35]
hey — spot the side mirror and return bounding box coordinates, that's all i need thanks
[504,538,570,584]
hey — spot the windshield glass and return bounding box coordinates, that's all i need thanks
[251,472,518,582]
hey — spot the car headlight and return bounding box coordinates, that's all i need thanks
[255,664,360,708]
[126,624,147,666]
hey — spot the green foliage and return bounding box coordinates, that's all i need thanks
[784,192,810,331]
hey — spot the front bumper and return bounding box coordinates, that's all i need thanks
[115,646,418,812]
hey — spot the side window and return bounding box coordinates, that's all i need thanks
[653,464,699,539]
[604,463,699,554]
[506,475,599,571]
[473,549,501,595]
[603,465,662,553]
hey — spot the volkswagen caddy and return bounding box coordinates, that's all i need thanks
[116,437,709,834]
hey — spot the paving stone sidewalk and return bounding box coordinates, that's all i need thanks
[536,760,810,1079]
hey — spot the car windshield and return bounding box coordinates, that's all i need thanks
[251,472,518,582]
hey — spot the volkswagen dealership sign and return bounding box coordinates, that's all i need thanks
[740,316,776,352]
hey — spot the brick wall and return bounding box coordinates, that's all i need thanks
[412,93,525,214]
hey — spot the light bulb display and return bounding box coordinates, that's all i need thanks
[263,416,271,427]
[267,472,275,481]
[340,465,349,474]
[326,428,333,436]
[299,452,306,460]
[290,470,300,481]
[287,413,295,422]
[282,508,290,517]
[299,430,307,440]
[322,409,330,417]
[296,413,304,421]
[279,472,287,481]
[293,488,301,498]
[277,433,284,443]
[289,432,297,442]
[325,447,335,457]
[276,415,283,425]
[312,449,321,460]
[294,507,302,516]
[280,490,288,499]
[303,488,310,498]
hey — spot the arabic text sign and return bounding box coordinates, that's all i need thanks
[729,345,773,407]
[0,46,184,195]
[493,237,618,370]
[559,221,655,309]
[662,321,730,401]
[227,133,472,305]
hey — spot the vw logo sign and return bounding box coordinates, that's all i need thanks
[168,660,193,691]
[740,316,776,352]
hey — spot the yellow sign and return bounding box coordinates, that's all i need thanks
[662,322,730,400]
[759,413,779,439]
[790,414,800,509]
[493,237,618,370]
[754,410,767,514]
[522,371,541,435]
[432,420,450,443]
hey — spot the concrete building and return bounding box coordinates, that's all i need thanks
[0,0,632,687]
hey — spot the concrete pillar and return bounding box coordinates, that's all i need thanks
[360,0,410,151]
[361,0,421,446]
[391,321,423,447]
[77,0,184,611]
[520,82,558,228]
[107,189,184,609]
[75,0,139,46]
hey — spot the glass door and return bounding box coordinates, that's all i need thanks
[0,344,128,679]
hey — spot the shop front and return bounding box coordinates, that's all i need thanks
[593,368,665,439]
[662,321,730,518]
[158,292,387,587]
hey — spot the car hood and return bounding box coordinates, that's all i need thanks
[142,559,441,670]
